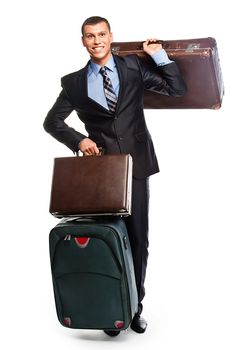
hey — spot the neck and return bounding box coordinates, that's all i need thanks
[91,53,112,66]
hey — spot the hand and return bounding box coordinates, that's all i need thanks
[79,138,100,156]
[143,39,162,56]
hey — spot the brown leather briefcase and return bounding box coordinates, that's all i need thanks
[111,37,224,109]
[49,154,132,218]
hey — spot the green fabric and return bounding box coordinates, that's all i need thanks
[49,217,138,330]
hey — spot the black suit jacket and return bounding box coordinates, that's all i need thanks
[44,54,186,178]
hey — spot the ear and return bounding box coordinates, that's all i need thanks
[81,36,86,47]
[110,32,113,43]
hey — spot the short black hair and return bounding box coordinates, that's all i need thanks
[81,16,111,35]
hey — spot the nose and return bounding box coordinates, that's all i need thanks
[93,35,101,44]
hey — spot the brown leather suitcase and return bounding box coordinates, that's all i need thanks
[49,154,132,218]
[111,37,224,109]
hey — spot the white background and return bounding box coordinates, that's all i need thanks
[1,1,232,349]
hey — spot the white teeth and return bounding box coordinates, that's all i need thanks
[93,47,103,51]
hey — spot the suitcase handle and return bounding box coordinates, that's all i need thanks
[137,39,164,50]
[65,217,99,223]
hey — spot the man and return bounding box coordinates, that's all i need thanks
[44,16,186,336]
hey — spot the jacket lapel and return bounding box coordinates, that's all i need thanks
[77,62,113,115]
[76,55,128,115]
[113,55,128,113]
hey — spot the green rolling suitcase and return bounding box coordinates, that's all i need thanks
[49,216,138,331]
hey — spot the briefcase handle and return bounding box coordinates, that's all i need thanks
[76,147,105,157]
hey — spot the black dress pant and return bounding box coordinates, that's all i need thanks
[124,177,150,315]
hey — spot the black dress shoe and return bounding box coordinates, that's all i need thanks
[130,315,147,333]
[104,330,121,337]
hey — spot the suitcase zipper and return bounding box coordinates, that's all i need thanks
[64,234,71,241]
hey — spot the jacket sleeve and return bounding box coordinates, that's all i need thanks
[43,85,87,153]
[138,56,187,97]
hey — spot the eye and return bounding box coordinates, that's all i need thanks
[86,34,93,39]
[100,32,106,37]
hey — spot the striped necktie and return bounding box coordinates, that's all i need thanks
[99,66,118,113]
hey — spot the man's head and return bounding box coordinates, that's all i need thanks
[81,16,113,66]
[81,16,111,36]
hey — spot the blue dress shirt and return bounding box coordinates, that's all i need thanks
[87,49,172,110]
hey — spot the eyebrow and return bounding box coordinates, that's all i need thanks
[84,31,108,36]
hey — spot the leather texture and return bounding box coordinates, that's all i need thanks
[111,37,224,109]
[49,154,132,217]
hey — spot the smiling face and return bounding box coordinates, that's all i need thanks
[82,21,113,66]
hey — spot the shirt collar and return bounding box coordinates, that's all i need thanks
[88,55,116,76]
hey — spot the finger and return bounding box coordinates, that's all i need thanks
[94,145,100,155]
[83,149,92,156]
[89,146,99,155]
[83,146,94,155]
[143,39,149,47]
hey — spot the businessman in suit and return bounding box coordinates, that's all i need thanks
[44,16,186,336]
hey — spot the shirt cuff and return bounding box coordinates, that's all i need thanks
[151,49,173,66]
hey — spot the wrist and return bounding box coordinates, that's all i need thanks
[151,49,173,66]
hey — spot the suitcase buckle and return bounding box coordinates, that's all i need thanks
[111,46,120,55]
[186,43,200,52]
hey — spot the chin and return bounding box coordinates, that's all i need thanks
[92,55,106,63]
